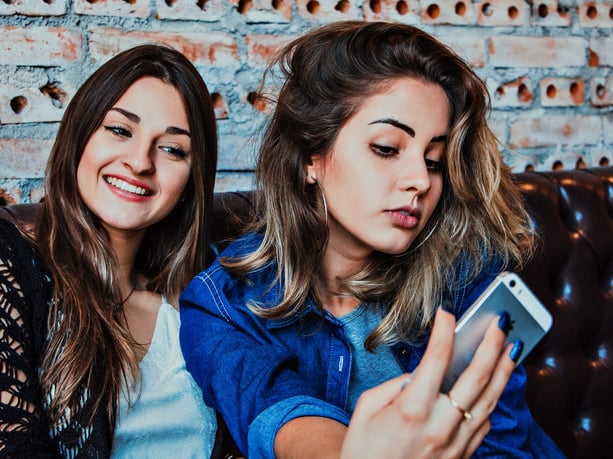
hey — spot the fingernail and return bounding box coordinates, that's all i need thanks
[441,300,454,313]
[498,311,511,335]
[509,340,524,363]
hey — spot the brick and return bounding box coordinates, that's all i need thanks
[489,36,586,68]
[0,83,74,124]
[295,0,361,21]
[578,2,613,28]
[476,0,525,26]
[217,134,258,170]
[0,0,67,16]
[420,0,476,25]
[540,77,585,107]
[245,33,294,68]
[0,138,53,178]
[88,28,240,69]
[0,26,81,66]
[362,0,420,24]
[437,35,486,67]
[227,0,292,23]
[588,37,613,67]
[214,171,255,192]
[156,0,223,21]
[509,115,602,148]
[530,0,571,27]
[74,0,149,18]
[605,114,613,145]
[591,77,613,107]
[488,76,533,108]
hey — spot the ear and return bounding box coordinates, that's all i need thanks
[305,154,323,185]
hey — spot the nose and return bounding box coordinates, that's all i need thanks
[121,141,155,175]
[398,155,432,195]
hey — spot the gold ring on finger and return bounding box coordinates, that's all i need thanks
[446,392,473,422]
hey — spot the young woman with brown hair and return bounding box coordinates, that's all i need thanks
[0,44,219,457]
[180,21,566,458]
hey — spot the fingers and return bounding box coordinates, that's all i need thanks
[403,307,455,402]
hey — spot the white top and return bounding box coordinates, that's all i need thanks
[111,299,216,459]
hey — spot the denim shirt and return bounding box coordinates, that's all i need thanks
[180,232,565,459]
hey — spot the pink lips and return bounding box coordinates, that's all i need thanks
[386,206,421,229]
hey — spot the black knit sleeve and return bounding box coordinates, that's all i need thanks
[0,219,55,458]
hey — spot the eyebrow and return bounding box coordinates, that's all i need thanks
[109,107,191,137]
[369,118,447,143]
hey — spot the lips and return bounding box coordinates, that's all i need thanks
[104,176,152,196]
[386,206,421,229]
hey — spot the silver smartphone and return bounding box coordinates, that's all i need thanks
[440,272,553,392]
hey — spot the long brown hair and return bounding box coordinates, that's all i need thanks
[223,21,534,348]
[36,44,217,426]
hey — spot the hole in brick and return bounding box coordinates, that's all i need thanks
[508,5,518,19]
[495,86,505,99]
[2,0,15,4]
[524,164,535,172]
[335,0,349,13]
[557,5,568,14]
[40,82,68,108]
[396,0,408,15]
[482,2,493,16]
[546,84,557,99]
[552,160,563,171]
[10,95,28,114]
[271,0,283,9]
[575,157,587,169]
[165,0,176,5]
[212,92,224,109]
[588,49,599,67]
[610,7,613,20]
[569,82,581,99]
[455,1,465,16]
[595,84,606,99]
[586,5,598,19]
[124,0,136,4]
[369,0,381,13]
[247,92,267,112]
[427,3,440,19]
[600,157,609,167]
[517,84,531,103]
[306,0,319,14]
[238,0,252,14]
[197,0,208,9]
[537,3,548,18]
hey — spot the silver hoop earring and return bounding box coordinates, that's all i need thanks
[411,220,438,252]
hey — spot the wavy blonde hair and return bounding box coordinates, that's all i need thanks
[223,21,534,349]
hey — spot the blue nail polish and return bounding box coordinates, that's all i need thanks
[498,311,511,335]
[510,340,524,363]
[441,300,454,313]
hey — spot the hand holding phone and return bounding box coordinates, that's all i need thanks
[440,272,552,392]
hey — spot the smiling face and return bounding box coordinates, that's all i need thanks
[76,77,192,238]
[307,77,449,262]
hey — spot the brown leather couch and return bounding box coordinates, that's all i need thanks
[1,166,612,459]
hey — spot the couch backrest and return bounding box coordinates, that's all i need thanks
[2,167,612,459]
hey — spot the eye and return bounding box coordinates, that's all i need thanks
[160,145,188,159]
[425,158,444,173]
[104,125,132,138]
[370,144,398,159]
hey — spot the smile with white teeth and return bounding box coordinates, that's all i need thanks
[105,176,151,196]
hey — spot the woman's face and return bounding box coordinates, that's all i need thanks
[77,77,192,236]
[307,77,449,261]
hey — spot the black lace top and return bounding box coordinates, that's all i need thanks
[0,219,111,458]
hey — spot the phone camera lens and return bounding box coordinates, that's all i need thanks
[510,280,516,287]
